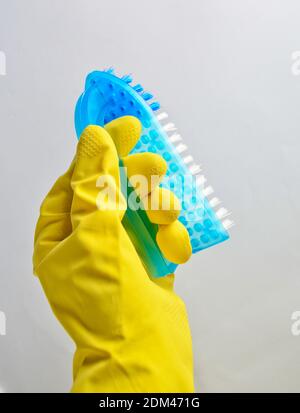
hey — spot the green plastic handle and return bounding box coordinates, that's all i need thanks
[119,160,177,278]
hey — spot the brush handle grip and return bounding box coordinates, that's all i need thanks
[119,162,177,278]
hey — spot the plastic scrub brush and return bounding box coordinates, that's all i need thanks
[75,68,233,278]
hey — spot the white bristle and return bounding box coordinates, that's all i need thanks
[196,175,207,186]
[154,106,232,232]
[189,164,201,175]
[169,133,182,143]
[163,122,176,132]
[216,207,229,219]
[157,112,168,121]
[202,186,214,197]
[209,197,221,207]
[222,219,234,230]
[175,143,188,154]
[183,155,194,165]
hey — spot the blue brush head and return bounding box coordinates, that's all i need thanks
[75,69,231,276]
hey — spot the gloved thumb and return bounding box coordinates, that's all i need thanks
[71,125,125,230]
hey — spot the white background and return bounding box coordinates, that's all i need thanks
[0,0,300,392]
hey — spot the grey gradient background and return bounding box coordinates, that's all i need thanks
[0,0,300,392]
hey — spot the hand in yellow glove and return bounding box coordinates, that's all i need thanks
[33,116,194,392]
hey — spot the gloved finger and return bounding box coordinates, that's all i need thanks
[122,153,167,198]
[71,125,126,230]
[104,115,142,157]
[156,220,192,264]
[151,273,175,292]
[145,187,181,225]
[33,159,75,272]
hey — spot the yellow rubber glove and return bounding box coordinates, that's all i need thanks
[33,116,194,392]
